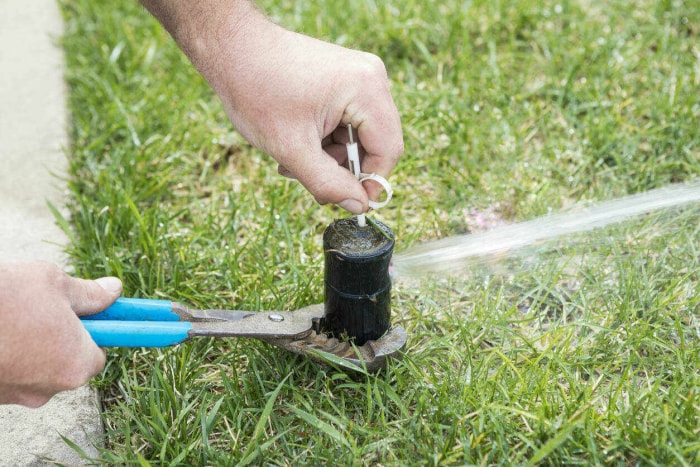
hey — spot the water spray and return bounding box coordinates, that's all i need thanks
[392,180,700,278]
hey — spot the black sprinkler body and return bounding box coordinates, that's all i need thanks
[319,217,394,345]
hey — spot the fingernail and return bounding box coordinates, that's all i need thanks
[339,199,363,214]
[95,276,122,294]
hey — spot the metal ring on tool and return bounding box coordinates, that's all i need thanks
[359,173,393,209]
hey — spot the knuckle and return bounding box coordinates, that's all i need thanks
[35,260,70,291]
[348,52,388,85]
[361,52,388,76]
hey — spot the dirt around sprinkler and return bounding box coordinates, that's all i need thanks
[323,217,394,258]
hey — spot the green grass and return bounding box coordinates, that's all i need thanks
[59,0,699,464]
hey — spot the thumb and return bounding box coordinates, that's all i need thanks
[68,276,123,316]
[292,146,369,214]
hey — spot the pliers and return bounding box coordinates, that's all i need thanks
[81,298,406,371]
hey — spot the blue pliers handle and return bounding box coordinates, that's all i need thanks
[81,298,193,347]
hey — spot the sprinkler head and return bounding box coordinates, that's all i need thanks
[266,216,405,372]
[318,216,397,345]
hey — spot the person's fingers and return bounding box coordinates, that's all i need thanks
[0,322,107,408]
[60,316,107,386]
[356,120,403,180]
[323,142,350,166]
[320,132,397,206]
[54,323,106,394]
[356,124,402,203]
[349,61,404,179]
[281,142,353,181]
[284,142,369,213]
[283,134,391,212]
[80,326,107,377]
[278,165,296,179]
[328,125,356,146]
[360,177,391,205]
[67,276,123,316]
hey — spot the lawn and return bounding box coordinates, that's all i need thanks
[59,0,699,464]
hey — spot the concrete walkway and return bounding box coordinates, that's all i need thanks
[0,0,103,464]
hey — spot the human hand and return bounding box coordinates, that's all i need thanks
[142,0,403,213]
[214,21,404,214]
[0,261,122,407]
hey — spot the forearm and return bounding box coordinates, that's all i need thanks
[139,0,271,94]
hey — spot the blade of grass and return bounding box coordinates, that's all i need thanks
[237,374,291,465]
